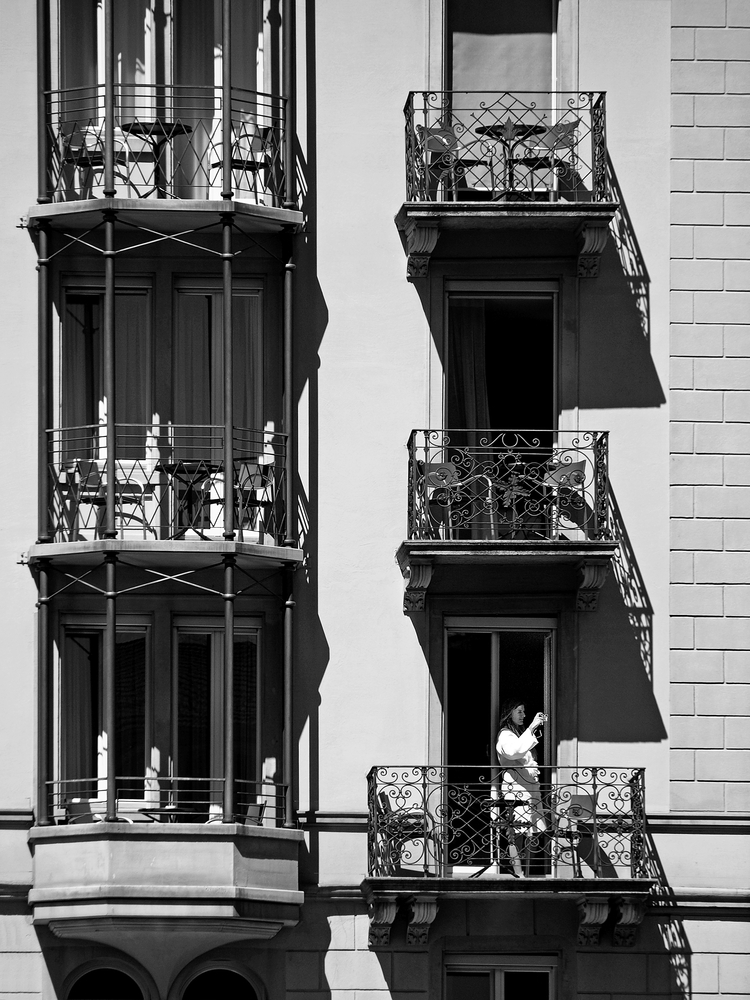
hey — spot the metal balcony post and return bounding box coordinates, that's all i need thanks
[283,579,295,828]
[282,0,296,209]
[222,213,234,540]
[36,0,51,204]
[222,556,235,822]
[104,553,117,822]
[221,0,233,200]
[103,210,117,539]
[37,222,51,543]
[283,254,295,546]
[37,560,51,825]
[103,0,115,199]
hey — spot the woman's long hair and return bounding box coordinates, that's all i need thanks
[498,697,525,739]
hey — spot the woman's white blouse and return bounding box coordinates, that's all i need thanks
[496,727,538,765]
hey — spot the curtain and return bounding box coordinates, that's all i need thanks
[233,294,261,433]
[116,294,150,457]
[448,299,490,430]
[114,634,146,795]
[177,634,211,781]
[61,633,98,796]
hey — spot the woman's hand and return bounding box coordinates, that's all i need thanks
[530,712,546,733]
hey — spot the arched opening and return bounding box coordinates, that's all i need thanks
[183,969,258,1000]
[69,968,143,1000]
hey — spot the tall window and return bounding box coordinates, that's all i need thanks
[60,290,151,459]
[59,626,148,801]
[446,0,555,94]
[447,294,555,432]
[175,624,260,817]
[173,284,263,436]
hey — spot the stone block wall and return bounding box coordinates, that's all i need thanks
[670,0,750,812]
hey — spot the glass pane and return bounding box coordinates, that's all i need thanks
[183,969,258,1000]
[503,971,549,1000]
[115,634,146,795]
[233,635,258,785]
[446,971,491,1000]
[69,968,143,1000]
[177,633,211,814]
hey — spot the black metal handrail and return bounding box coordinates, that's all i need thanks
[46,775,287,826]
[48,423,287,545]
[368,765,647,879]
[45,84,287,205]
[405,91,608,203]
[407,429,612,542]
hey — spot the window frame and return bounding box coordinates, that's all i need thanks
[444,954,558,1000]
[171,615,264,786]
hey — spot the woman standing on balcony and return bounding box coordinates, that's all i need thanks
[496,699,547,876]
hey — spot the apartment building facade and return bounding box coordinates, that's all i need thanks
[0,1,747,998]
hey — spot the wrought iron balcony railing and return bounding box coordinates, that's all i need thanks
[368,765,647,880]
[45,84,287,205]
[407,429,612,542]
[48,423,286,545]
[46,775,287,826]
[405,91,608,204]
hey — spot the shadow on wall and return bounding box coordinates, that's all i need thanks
[292,0,331,886]
[578,569,666,743]
[607,154,651,344]
[644,827,693,999]
[609,488,654,684]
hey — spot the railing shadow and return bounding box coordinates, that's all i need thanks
[608,488,654,683]
[644,825,692,998]
[606,154,650,342]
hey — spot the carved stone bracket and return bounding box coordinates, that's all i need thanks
[613,896,647,947]
[404,219,440,281]
[577,559,610,611]
[577,897,610,946]
[577,221,610,278]
[406,894,439,946]
[367,895,398,947]
[403,561,433,614]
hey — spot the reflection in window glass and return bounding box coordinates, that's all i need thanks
[446,971,491,1000]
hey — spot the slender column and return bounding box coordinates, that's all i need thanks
[37,222,52,543]
[222,214,234,540]
[37,560,52,825]
[222,556,235,822]
[103,210,117,538]
[282,0,296,208]
[221,0,233,200]
[283,256,295,546]
[104,554,117,822]
[283,576,295,828]
[37,0,51,204]
[103,0,115,198]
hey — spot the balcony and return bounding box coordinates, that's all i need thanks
[397,430,618,611]
[32,84,301,232]
[29,424,301,573]
[29,776,302,949]
[396,91,618,278]
[361,765,654,946]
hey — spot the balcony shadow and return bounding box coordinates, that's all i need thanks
[643,826,693,999]
[292,0,331,886]
[579,159,663,411]
[609,489,654,684]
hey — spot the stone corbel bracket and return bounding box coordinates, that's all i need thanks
[613,896,647,947]
[406,894,439,946]
[577,221,610,278]
[577,897,610,946]
[577,559,610,611]
[367,894,398,947]
[403,561,433,614]
[405,219,440,281]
